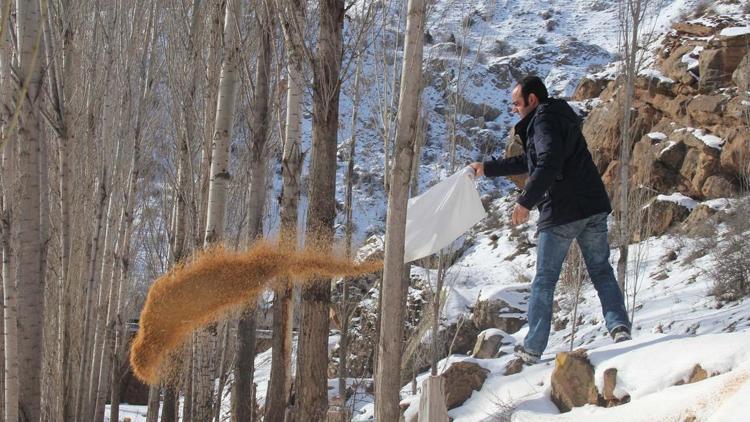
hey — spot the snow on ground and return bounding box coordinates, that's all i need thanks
[720,26,750,37]
[656,192,699,210]
[391,195,750,421]
[647,132,668,141]
[638,68,675,84]
[104,404,148,422]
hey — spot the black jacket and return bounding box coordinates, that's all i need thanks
[483,98,611,230]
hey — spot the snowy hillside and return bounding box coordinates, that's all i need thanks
[319,0,735,248]
[379,194,750,421]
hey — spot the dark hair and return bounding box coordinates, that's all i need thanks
[518,76,549,105]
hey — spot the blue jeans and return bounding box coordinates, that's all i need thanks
[524,212,630,356]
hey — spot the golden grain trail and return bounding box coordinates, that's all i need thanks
[130,241,382,385]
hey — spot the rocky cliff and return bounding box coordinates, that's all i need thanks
[571,15,750,235]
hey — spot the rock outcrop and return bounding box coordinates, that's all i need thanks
[699,30,750,92]
[575,16,750,235]
[733,53,750,91]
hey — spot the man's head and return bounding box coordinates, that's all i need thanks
[511,76,549,118]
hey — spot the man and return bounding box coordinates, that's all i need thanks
[469,76,631,365]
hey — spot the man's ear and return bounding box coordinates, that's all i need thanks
[528,93,539,107]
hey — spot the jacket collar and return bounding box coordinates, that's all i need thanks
[513,107,537,148]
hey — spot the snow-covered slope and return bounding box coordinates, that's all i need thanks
[376,193,750,421]
[319,0,730,248]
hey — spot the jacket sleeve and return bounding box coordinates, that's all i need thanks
[483,154,527,178]
[517,114,565,209]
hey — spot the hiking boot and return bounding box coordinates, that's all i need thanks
[514,344,541,365]
[611,326,632,343]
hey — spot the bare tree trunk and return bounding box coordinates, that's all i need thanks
[198,0,225,246]
[87,145,119,421]
[146,385,160,422]
[264,1,305,416]
[140,0,203,417]
[15,0,46,418]
[75,167,108,422]
[87,133,124,422]
[337,57,362,417]
[1,229,14,422]
[162,384,178,422]
[293,0,345,419]
[1,3,18,419]
[199,0,243,419]
[410,109,426,197]
[40,0,78,416]
[87,7,131,417]
[98,7,158,422]
[264,284,294,421]
[616,0,649,295]
[213,321,231,422]
[233,308,257,421]
[204,0,241,245]
[431,256,445,375]
[1,167,18,422]
[375,0,425,418]
[233,1,273,419]
[182,348,194,422]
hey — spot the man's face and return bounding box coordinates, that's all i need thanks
[511,85,537,119]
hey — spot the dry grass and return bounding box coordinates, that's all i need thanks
[710,198,750,302]
[130,241,382,385]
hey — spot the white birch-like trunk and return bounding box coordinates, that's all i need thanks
[198,0,242,420]
[198,0,225,246]
[1,5,18,419]
[418,376,449,422]
[203,0,241,245]
[1,157,18,422]
[1,235,16,422]
[375,0,425,418]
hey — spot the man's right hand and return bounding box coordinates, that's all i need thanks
[469,162,484,177]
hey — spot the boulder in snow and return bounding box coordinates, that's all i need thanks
[674,363,713,385]
[643,195,692,237]
[472,298,526,335]
[441,361,490,409]
[504,357,524,376]
[601,367,630,407]
[471,329,512,359]
[551,349,598,412]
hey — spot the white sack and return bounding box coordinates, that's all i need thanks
[404,166,487,263]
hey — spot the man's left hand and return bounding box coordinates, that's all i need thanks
[511,203,530,225]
